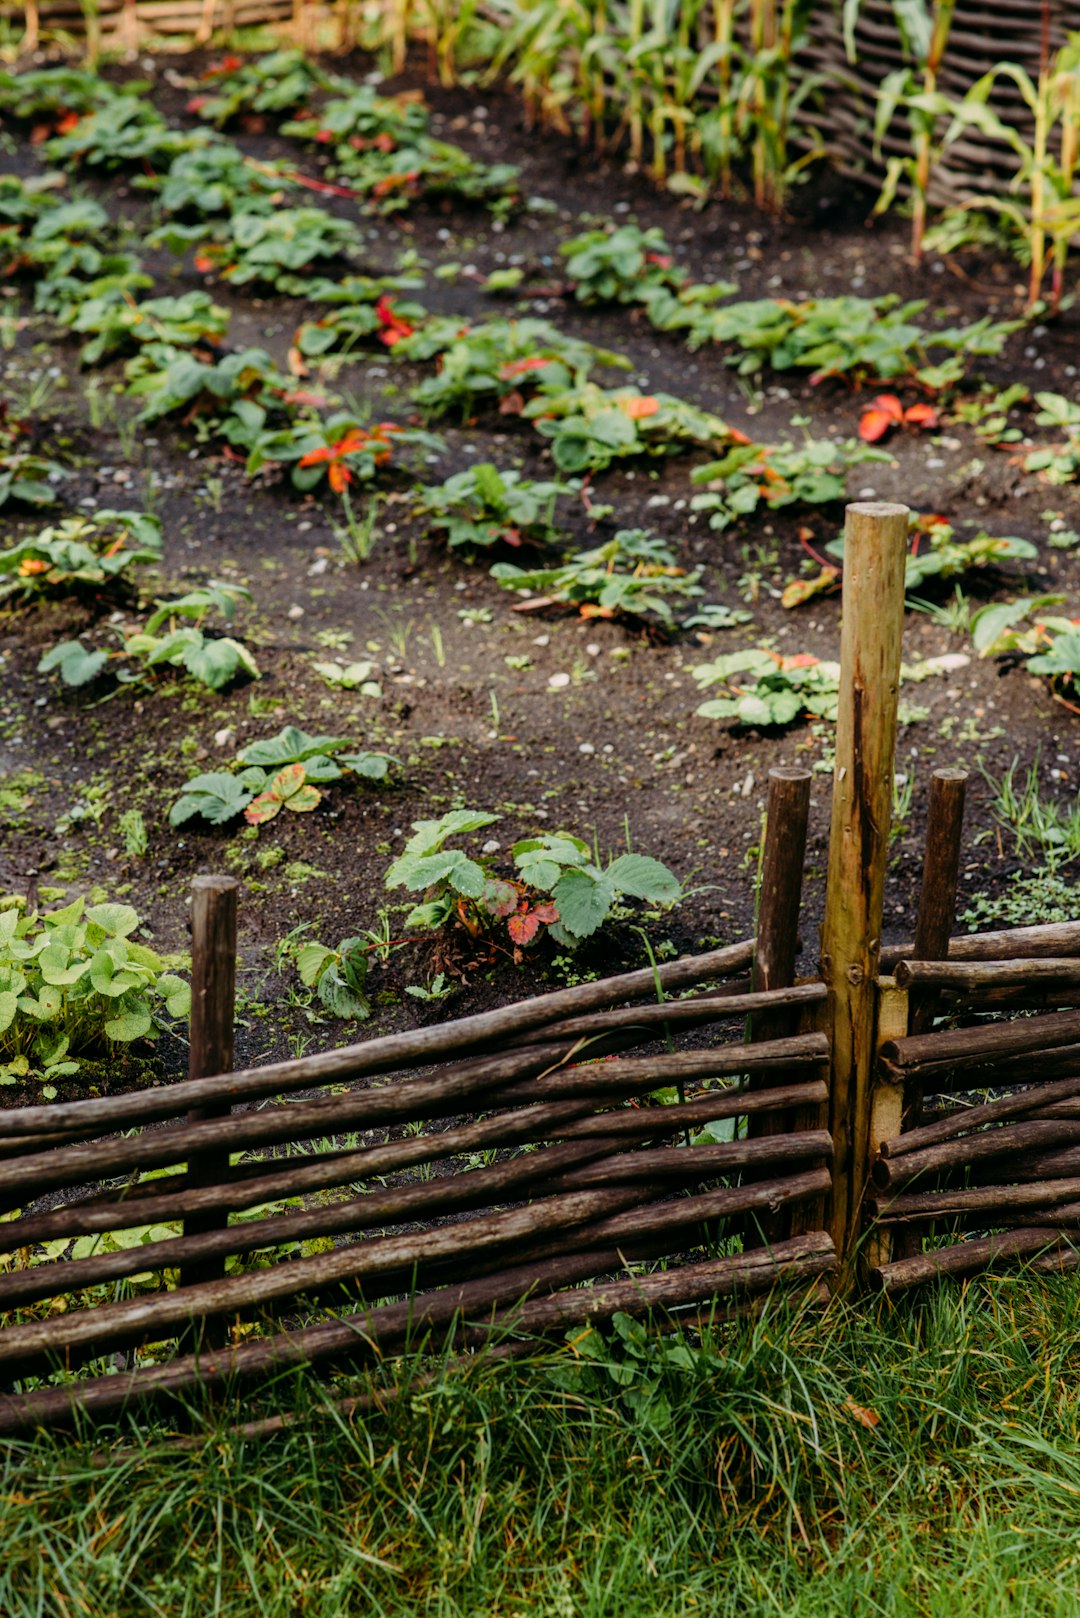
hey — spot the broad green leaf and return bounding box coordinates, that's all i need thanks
[606,853,681,905]
[551,868,616,939]
[86,902,140,937]
[104,1004,153,1042]
[296,942,333,988]
[0,990,16,1034]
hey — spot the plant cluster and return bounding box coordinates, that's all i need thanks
[413,464,577,552]
[693,647,842,728]
[0,897,189,1095]
[0,510,161,604]
[492,528,702,626]
[170,726,396,828]
[972,594,1080,707]
[385,810,681,952]
[690,434,888,531]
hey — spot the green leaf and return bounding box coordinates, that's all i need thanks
[104,1004,153,1042]
[605,854,681,905]
[296,942,334,988]
[239,726,349,767]
[0,990,17,1034]
[86,903,140,937]
[159,974,191,1018]
[551,868,616,939]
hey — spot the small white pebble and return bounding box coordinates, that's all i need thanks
[579,742,595,755]
[548,672,570,690]
[287,605,305,620]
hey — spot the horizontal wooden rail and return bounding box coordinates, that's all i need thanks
[893,960,1080,992]
[871,1223,1080,1295]
[879,1010,1080,1084]
[0,1034,828,1211]
[877,1073,1080,1160]
[0,1169,832,1374]
[879,921,1080,972]
[0,1233,835,1435]
[0,939,757,1141]
[870,1175,1080,1225]
[872,1122,1080,1191]
[0,1079,831,1246]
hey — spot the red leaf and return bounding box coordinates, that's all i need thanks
[622,395,659,420]
[904,403,939,430]
[531,902,559,923]
[508,910,541,946]
[872,394,905,422]
[858,408,895,444]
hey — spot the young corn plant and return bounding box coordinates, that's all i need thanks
[871,0,958,260]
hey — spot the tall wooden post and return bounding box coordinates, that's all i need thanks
[180,876,239,1337]
[821,501,909,1281]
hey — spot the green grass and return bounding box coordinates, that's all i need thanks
[7,1272,1080,1615]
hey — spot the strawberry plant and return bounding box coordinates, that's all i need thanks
[46,98,211,171]
[150,142,298,218]
[686,294,1020,387]
[693,648,842,727]
[0,66,119,125]
[822,514,1038,597]
[123,343,286,426]
[243,411,443,494]
[0,409,64,509]
[280,85,429,155]
[0,172,66,231]
[385,811,681,951]
[292,276,427,361]
[399,318,630,420]
[523,383,730,473]
[1023,393,1080,485]
[72,289,230,367]
[689,435,890,530]
[559,223,686,304]
[169,726,396,828]
[0,510,161,604]
[972,595,1080,706]
[39,627,260,693]
[412,464,576,552]
[186,51,340,128]
[151,208,362,291]
[290,933,372,1021]
[491,529,701,625]
[0,896,190,1096]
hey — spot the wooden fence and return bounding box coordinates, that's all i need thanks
[2,499,1080,1435]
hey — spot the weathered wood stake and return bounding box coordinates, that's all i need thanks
[820,501,909,1279]
[180,876,239,1322]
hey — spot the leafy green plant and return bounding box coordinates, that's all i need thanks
[811,513,1039,601]
[385,810,681,950]
[45,97,211,170]
[292,276,427,361]
[72,289,230,367]
[0,65,119,124]
[412,464,575,552]
[39,628,259,693]
[0,510,161,604]
[559,223,686,304]
[291,932,374,1020]
[151,208,362,291]
[0,896,189,1095]
[1023,393,1080,485]
[492,529,701,625]
[523,383,730,473]
[169,726,396,828]
[123,343,286,427]
[693,647,842,727]
[0,408,64,509]
[149,142,298,218]
[398,317,630,420]
[241,411,443,495]
[186,50,340,127]
[972,594,1080,708]
[690,434,887,531]
[686,294,1019,388]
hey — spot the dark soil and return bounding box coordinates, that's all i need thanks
[3,46,1079,1094]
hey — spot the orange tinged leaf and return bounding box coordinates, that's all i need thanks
[903,402,939,429]
[622,395,659,420]
[858,408,895,444]
[781,567,840,610]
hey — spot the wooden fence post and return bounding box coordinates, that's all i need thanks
[180,877,239,1336]
[745,767,812,1245]
[821,501,909,1283]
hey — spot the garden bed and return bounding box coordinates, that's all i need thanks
[2,46,1079,1098]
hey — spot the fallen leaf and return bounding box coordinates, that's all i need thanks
[843,1397,881,1431]
[781,566,840,610]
